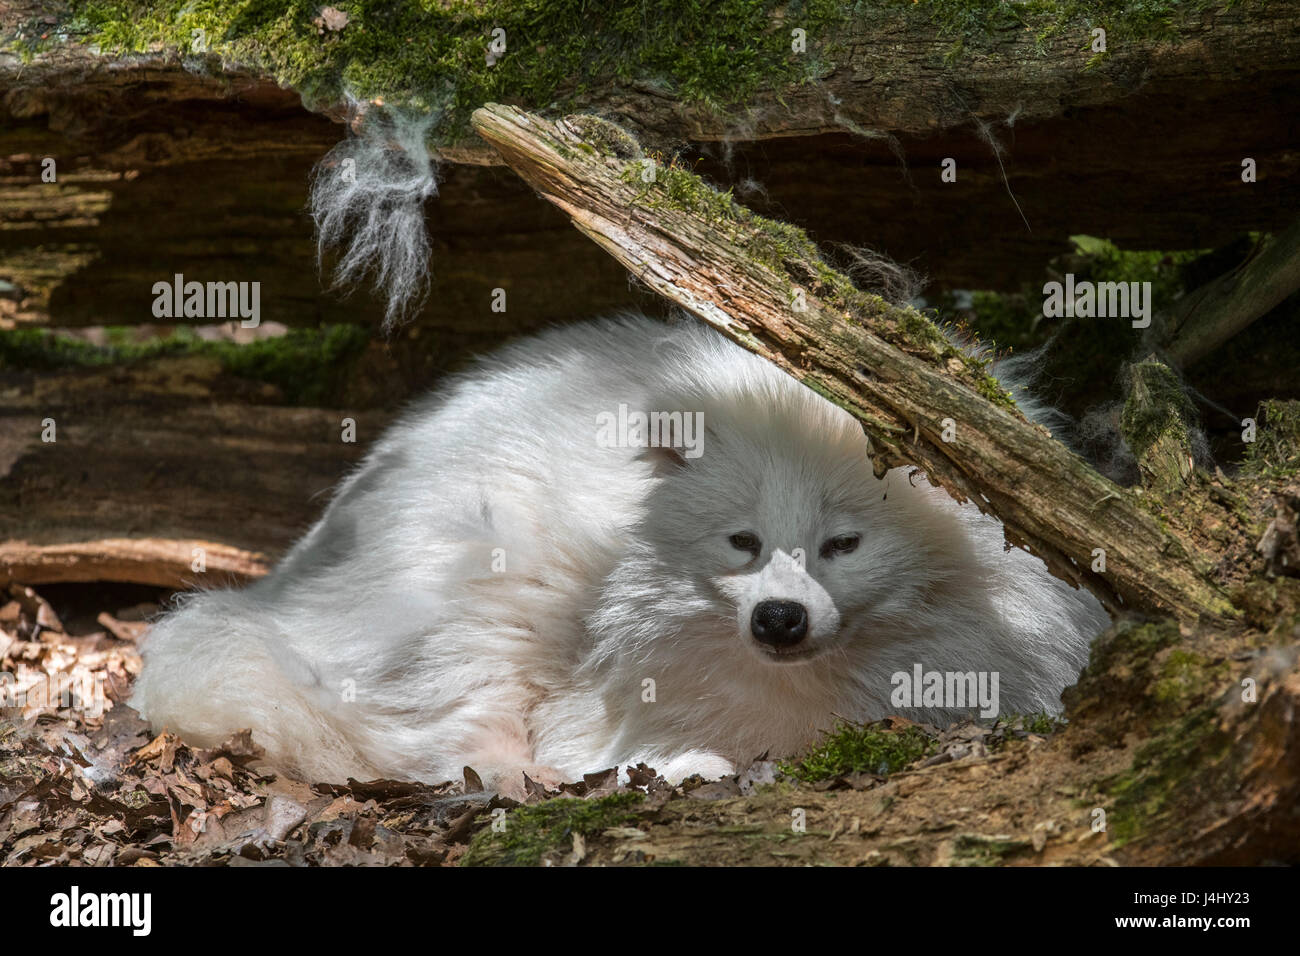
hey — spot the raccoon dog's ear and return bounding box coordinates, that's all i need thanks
[637,409,707,476]
[641,444,688,476]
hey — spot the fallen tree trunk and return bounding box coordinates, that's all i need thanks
[470,104,1235,623]
[12,0,1298,164]
[1160,216,1300,367]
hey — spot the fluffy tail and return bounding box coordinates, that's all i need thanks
[308,105,440,329]
[130,589,382,782]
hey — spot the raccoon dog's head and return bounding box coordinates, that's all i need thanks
[632,350,965,666]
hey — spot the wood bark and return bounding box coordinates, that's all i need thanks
[0,537,266,588]
[470,103,1234,623]
[1160,216,1300,367]
[13,0,1296,161]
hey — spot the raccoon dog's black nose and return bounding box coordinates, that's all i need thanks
[751,600,809,647]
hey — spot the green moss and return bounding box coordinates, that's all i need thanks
[624,159,741,224]
[972,363,1015,407]
[563,115,643,160]
[1241,399,1300,478]
[0,324,370,405]
[1152,649,1229,705]
[460,792,644,867]
[1120,357,1197,489]
[66,0,852,142]
[895,311,1013,407]
[1103,703,1234,847]
[800,376,844,407]
[218,324,371,404]
[60,1,1236,144]
[1232,576,1300,639]
[780,721,935,781]
[913,0,1235,51]
[1064,617,1238,741]
[1071,235,1203,310]
[1012,711,1065,735]
[942,236,1216,429]
[1084,618,1179,674]
[949,832,1032,866]
[1083,620,1240,847]
[898,311,947,349]
[955,237,1205,353]
[1063,618,1178,723]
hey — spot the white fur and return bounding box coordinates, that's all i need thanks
[309,107,439,329]
[132,313,1109,791]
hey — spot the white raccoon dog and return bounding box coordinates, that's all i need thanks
[132,312,1109,793]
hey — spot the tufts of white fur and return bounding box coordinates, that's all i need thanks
[831,242,925,305]
[987,341,1074,440]
[309,107,439,329]
[132,313,1110,792]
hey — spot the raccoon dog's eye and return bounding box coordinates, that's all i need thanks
[729,532,761,556]
[821,534,861,558]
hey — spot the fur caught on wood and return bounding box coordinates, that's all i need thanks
[309,105,440,329]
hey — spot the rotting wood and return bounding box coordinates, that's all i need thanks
[0,537,267,588]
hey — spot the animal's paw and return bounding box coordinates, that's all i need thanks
[651,751,737,785]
